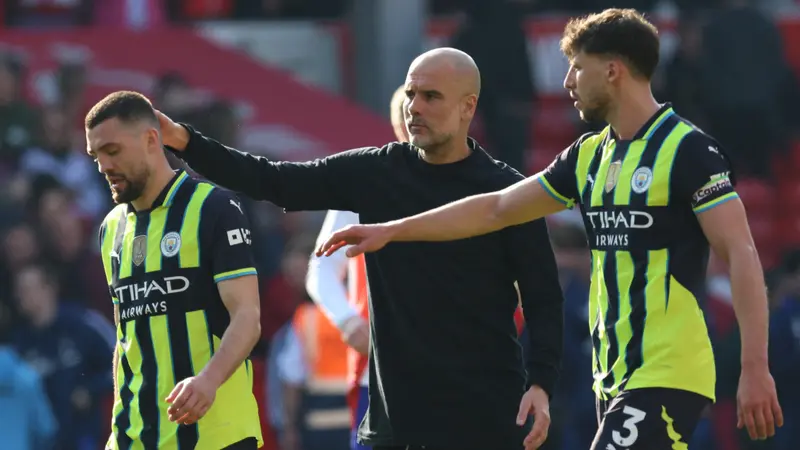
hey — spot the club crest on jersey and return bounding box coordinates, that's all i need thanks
[631,167,653,194]
[132,235,147,266]
[161,232,181,257]
[604,161,622,193]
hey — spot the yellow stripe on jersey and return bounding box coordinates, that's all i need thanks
[575,130,607,198]
[118,213,138,280]
[179,183,215,268]
[123,320,145,450]
[613,141,648,205]
[145,207,168,273]
[149,314,177,449]
[214,267,258,283]
[648,122,693,206]
[589,250,610,398]
[590,140,617,207]
[101,205,124,286]
[607,250,636,397]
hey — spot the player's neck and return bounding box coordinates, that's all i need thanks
[607,88,661,141]
[131,161,176,211]
[420,137,471,165]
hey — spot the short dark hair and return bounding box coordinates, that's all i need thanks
[560,8,660,80]
[85,90,157,130]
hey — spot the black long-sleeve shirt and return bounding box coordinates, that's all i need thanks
[171,126,564,449]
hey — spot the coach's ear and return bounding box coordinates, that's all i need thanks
[461,93,478,121]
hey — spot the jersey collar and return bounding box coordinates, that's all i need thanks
[610,103,675,142]
[126,170,189,214]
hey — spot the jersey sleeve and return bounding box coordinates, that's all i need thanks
[538,138,582,209]
[672,132,738,214]
[206,190,258,283]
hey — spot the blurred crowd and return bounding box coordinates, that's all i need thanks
[1,1,800,450]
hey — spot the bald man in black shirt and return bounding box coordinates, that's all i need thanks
[158,48,563,450]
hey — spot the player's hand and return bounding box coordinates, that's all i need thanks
[316,224,394,258]
[166,374,218,425]
[342,316,369,355]
[154,109,190,151]
[516,385,550,450]
[737,364,783,440]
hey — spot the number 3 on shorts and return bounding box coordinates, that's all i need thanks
[612,406,647,447]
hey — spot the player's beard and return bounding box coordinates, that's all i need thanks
[578,90,612,124]
[108,167,149,204]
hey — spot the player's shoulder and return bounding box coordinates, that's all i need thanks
[574,128,609,152]
[193,180,246,219]
[672,118,731,166]
[98,204,127,233]
[673,117,721,151]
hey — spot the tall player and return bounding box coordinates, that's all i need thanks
[305,86,409,450]
[87,91,263,450]
[317,9,783,449]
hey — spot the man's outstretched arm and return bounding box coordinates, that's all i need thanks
[318,174,566,258]
[156,111,375,213]
[392,175,565,241]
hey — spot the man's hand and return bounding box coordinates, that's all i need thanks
[341,315,369,355]
[155,110,190,151]
[737,364,783,440]
[166,374,219,425]
[516,385,550,450]
[317,224,394,258]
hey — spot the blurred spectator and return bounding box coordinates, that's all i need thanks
[450,0,535,172]
[0,312,58,450]
[656,13,708,129]
[546,220,594,450]
[6,0,95,27]
[0,56,40,169]
[19,106,107,219]
[32,185,108,313]
[12,264,114,450]
[769,250,800,449]
[93,0,168,29]
[0,221,41,321]
[698,0,800,178]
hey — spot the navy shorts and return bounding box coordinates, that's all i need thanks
[592,388,711,449]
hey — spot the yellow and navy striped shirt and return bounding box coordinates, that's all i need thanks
[540,104,736,402]
[99,170,263,450]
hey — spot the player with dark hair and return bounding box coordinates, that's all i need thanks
[318,9,783,450]
[86,91,263,450]
[159,48,565,450]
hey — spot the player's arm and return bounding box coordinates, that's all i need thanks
[112,303,119,397]
[378,141,581,243]
[197,194,262,389]
[157,111,375,212]
[200,274,261,388]
[306,210,363,333]
[676,133,782,439]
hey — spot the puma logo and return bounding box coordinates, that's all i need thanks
[230,199,243,214]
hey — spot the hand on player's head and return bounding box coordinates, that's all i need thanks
[316,224,392,258]
[154,109,186,151]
